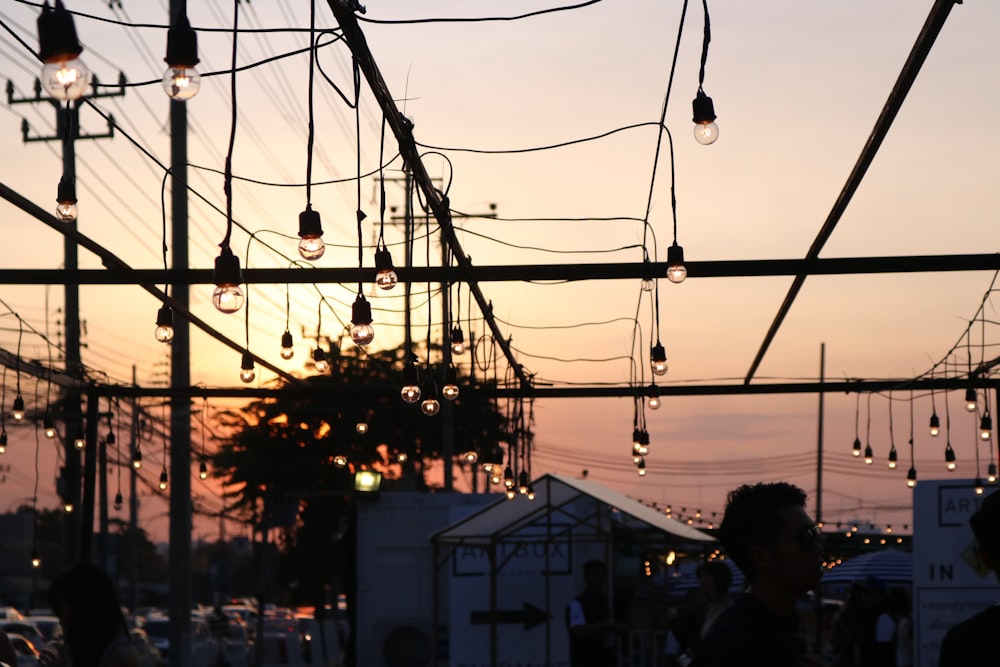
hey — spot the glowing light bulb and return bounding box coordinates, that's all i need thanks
[276,330,293,360]
[450,326,466,355]
[852,438,862,457]
[692,89,719,145]
[159,469,168,490]
[401,363,421,403]
[350,295,375,346]
[650,343,668,377]
[356,421,368,435]
[212,247,244,313]
[989,462,998,484]
[42,57,91,101]
[396,452,408,463]
[132,447,142,470]
[463,450,478,463]
[864,444,873,465]
[888,447,897,470]
[421,382,441,416]
[980,413,992,441]
[975,478,985,495]
[55,200,78,222]
[155,305,174,343]
[945,444,956,471]
[333,455,348,467]
[312,348,329,374]
[505,488,516,500]
[12,396,25,422]
[906,467,917,488]
[443,367,460,400]
[297,208,325,260]
[43,414,56,439]
[965,387,978,412]
[199,459,208,480]
[374,247,398,290]
[0,430,6,454]
[638,458,647,476]
[163,66,201,99]
[526,485,536,500]
[30,550,41,569]
[666,242,687,284]
[239,351,256,384]
[74,434,85,450]
[929,413,940,437]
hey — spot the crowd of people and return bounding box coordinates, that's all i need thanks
[566,481,999,667]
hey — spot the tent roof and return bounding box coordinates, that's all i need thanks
[433,473,715,545]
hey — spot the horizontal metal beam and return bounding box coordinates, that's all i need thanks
[87,375,993,400]
[0,253,995,285]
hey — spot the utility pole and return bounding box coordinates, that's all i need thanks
[7,73,125,564]
[129,365,139,614]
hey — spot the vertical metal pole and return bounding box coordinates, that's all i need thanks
[129,365,139,613]
[167,7,193,661]
[815,342,825,655]
[80,388,99,561]
[98,430,109,571]
[441,231,454,491]
[61,102,83,564]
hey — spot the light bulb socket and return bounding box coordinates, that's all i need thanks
[989,462,998,477]
[298,206,324,239]
[12,396,23,414]
[981,413,993,432]
[402,361,420,386]
[374,247,395,273]
[280,330,293,349]
[312,347,326,363]
[214,246,242,287]
[929,413,940,430]
[888,447,897,462]
[38,0,83,63]
[43,413,55,430]
[241,350,255,372]
[906,467,917,481]
[692,89,716,124]
[965,386,978,407]
[155,304,174,328]
[944,444,956,463]
[667,242,685,267]
[351,294,373,326]
[450,325,465,346]
[0,431,7,446]
[650,342,667,365]
[165,13,199,67]
[159,469,168,485]
[57,176,76,205]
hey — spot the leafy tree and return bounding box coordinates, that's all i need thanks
[210,343,510,607]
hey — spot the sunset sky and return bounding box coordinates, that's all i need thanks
[0,0,998,543]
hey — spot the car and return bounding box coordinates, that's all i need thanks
[23,615,62,643]
[0,608,23,622]
[6,631,40,667]
[142,615,219,667]
[0,620,46,653]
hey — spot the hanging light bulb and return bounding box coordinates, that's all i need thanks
[929,412,940,437]
[154,304,175,343]
[666,242,687,284]
[162,13,200,100]
[212,246,244,313]
[0,430,7,454]
[450,326,465,355]
[374,246,398,290]
[106,424,115,445]
[30,549,41,569]
[333,454,348,467]
[517,470,529,494]
[637,457,647,477]
[349,294,375,346]
[526,484,536,501]
[636,430,650,456]
[73,431,85,450]
[239,350,256,384]
[863,444,873,465]
[421,380,441,417]
[356,420,368,435]
[63,502,74,513]
[692,88,719,145]
[12,396,25,422]
[988,462,998,484]
[650,342,668,376]
[944,443,956,471]
[199,457,208,480]
[906,466,917,488]
[56,176,78,222]
[980,412,992,441]
[113,491,123,510]
[965,387,978,413]
[312,348,329,374]
[131,445,142,470]
[852,437,862,458]
[975,477,985,495]
[463,449,478,464]
[280,330,294,360]
[442,366,460,401]
[158,468,168,490]
[503,465,515,489]
[37,0,91,101]
[401,361,421,404]
[647,384,661,410]
[43,413,56,439]
[887,446,897,470]
[641,260,654,292]
[490,471,502,485]
[505,487,517,500]
[297,206,325,260]
[396,451,408,463]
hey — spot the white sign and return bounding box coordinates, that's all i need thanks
[913,479,1000,667]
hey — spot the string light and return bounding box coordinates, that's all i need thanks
[349,294,375,346]
[280,330,294,360]
[154,305,174,343]
[159,467,168,491]
[450,325,465,355]
[212,247,244,314]
[55,176,78,222]
[666,242,687,284]
[374,245,398,290]
[442,366,460,401]
[647,384,661,411]
[37,0,91,101]
[650,342,668,376]
[163,11,200,99]
[420,379,441,417]
[691,1,718,145]
[401,359,421,404]
[239,350,256,384]
[312,347,329,374]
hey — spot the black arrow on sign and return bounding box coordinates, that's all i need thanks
[470,602,551,631]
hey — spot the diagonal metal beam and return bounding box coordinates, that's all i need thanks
[326,0,530,390]
[745,0,963,384]
[0,181,300,385]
